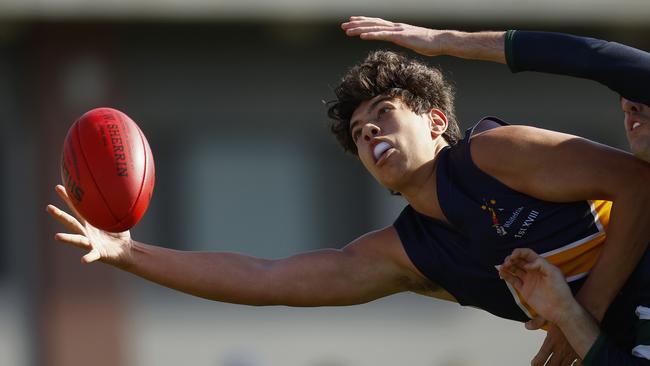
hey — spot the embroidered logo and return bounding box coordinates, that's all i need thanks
[481,199,508,237]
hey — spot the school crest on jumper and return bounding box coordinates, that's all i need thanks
[481,199,508,237]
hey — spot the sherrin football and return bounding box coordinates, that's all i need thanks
[61,107,155,232]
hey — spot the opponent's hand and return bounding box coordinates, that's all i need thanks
[47,184,133,268]
[341,16,447,56]
[532,324,581,366]
[499,248,580,365]
[499,248,574,324]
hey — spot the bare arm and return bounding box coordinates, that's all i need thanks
[123,229,415,306]
[342,16,505,63]
[47,185,424,307]
[472,125,650,321]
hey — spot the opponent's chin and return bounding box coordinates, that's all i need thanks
[632,142,650,163]
[628,131,650,161]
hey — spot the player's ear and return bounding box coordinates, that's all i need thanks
[428,109,448,137]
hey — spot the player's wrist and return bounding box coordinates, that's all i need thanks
[113,238,138,271]
[553,299,587,330]
[439,30,506,63]
[436,30,468,57]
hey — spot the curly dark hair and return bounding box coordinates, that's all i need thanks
[328,50,461,154]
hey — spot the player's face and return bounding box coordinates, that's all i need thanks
[349,95,445,191]
[621,97,650,162]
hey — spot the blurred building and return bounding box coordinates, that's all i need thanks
[1,1,649,365]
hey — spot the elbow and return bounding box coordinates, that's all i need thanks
[610,162,650,201]
[631,167,650,200]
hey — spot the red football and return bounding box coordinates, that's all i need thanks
[61,107,155,232]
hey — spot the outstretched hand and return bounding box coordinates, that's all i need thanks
[499,248,580,365]
[47,185,133,267]
[341,16,447,56]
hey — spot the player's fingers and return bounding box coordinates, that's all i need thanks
[547,350,576,366]
[47,204,86,235]
[511,247,540,262]
[54,233,91,250]
[522,258,545,272]
[55,185,85,223]
[82,249,101,264]
[359,31,411,42]
[531,336,554,366]
[503,258,527,275]
[507,265,527,278]
[499,259,522,277]
[341,20,395,30]
[545,352,562,366]
[344,26,401,37]
[559,353,578,366]
[499,268,523,289]
[532,352,552,366]
[348,16,392,24]
[503,253,529,269]
[526,316,548,330]
[525,257,563,279]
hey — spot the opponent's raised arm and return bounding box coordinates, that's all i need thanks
[342,16,506,63]
[506,31,650,106]
[47,185,419,306]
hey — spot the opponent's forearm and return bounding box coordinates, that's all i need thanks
[506,30,650,105]
[577,188,650,320]
[555,300,600,359]
[440,30,506,64]
[554,304,650,365]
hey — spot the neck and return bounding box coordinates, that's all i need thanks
[399,140,449,221]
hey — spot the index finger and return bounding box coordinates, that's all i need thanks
[532,339,553,366]
[509,248,541,263]
[46,204,86,235]
[55,184,85,223]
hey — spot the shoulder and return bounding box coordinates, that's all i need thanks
[469,123,634,171]
[344,226,410,269]
[471,124,572,151]
[470,124,578,172]
[467,124,589,195]
[467,123,648,201]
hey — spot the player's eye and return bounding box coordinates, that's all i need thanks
[377,106,393,118]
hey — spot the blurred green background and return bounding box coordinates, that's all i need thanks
[1,1,649,365]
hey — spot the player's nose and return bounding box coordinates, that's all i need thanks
[621,97,644,113]
[362,123,380,142]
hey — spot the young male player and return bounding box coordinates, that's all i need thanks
[48,22,650,365]
[342,15,650,365]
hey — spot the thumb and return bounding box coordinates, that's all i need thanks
[82,249,101,264]
[526,316,547,330]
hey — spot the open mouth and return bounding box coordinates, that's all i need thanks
[632,122,642,131]
[373,141,392,162]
